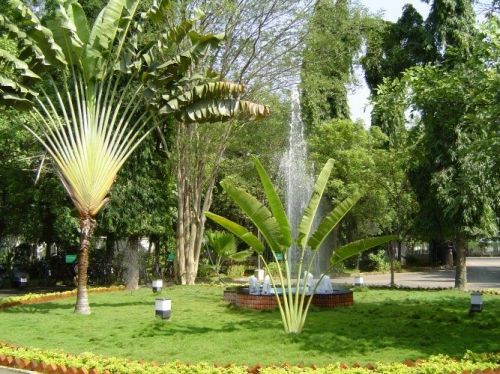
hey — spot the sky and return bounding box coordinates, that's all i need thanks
[347,0,431,125]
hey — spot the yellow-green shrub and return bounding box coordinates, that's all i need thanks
[0,344,498,374]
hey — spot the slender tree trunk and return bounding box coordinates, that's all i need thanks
[105,234,116,285]
[389,242,398,287]
[455,232,467,290]
[175,124,188,284]
[75,216,96,315]
[123,235,140,290]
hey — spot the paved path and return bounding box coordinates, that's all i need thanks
[0,367,34,374]
[332,257,500,289]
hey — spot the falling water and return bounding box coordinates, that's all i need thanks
[279,87,321,277]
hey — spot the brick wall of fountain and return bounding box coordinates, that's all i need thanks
[223,287,353,311]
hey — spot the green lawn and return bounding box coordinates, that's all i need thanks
[0,286,498,366]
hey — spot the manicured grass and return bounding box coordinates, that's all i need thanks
[0,286,498,366]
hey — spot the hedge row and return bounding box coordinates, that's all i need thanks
[0,286,125,309]
[0,344,499,374]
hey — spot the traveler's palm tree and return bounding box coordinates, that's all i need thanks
[0,0,268,314]
[206,157,396,333]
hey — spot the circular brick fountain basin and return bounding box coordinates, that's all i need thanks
[223,286,353,311]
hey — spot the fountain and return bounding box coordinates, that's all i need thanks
[222,87,353,311]
[279,87,321,275]
[223,274,353,310]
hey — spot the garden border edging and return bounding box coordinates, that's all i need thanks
[0,286,125,310]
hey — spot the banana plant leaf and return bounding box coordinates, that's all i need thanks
[4,0,67,66]
[228,249,253,262]
[88,0,127,51]
[252,156,292,248]
[308,193,362,251]
[0,49,40,80]
[161,99,269,123]
[220,180,283,252]
[330,235,397,266]
[164,82,245,105]
[297,159,334,248]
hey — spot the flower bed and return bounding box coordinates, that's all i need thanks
[0,343,498,374]
[0,286,125,310]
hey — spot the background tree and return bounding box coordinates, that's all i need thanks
[167,0,310,284]
[0,12,79,273]
[299,1,416,280]
[362,4,436,114]
[98,132,176,289]
[309,120,399,257]
[363,0,479,273]
[425,0,476,57]
[375,17,499,289]
[301,0,365,130]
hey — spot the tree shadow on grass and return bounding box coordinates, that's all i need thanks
[127,294,500,364]
[285,295,500,361]
[132,303,283,338]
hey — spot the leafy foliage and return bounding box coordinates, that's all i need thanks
[362,5,436,95]
[425,0,476,56]
[309,119,403,240]
[401,19,498,239]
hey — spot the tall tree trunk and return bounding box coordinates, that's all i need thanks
[123,235,140,290]
[455,232,467,290]
[75,216,96,315]
[174,121,232,285]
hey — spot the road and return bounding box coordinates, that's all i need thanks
[332,257,500,289]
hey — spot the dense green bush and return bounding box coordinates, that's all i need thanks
[264,262,281,278]
[227,264,246,278]
[197,258,216,279]
[367,250,390,272]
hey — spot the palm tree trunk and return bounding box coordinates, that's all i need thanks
[75,216,96,315]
